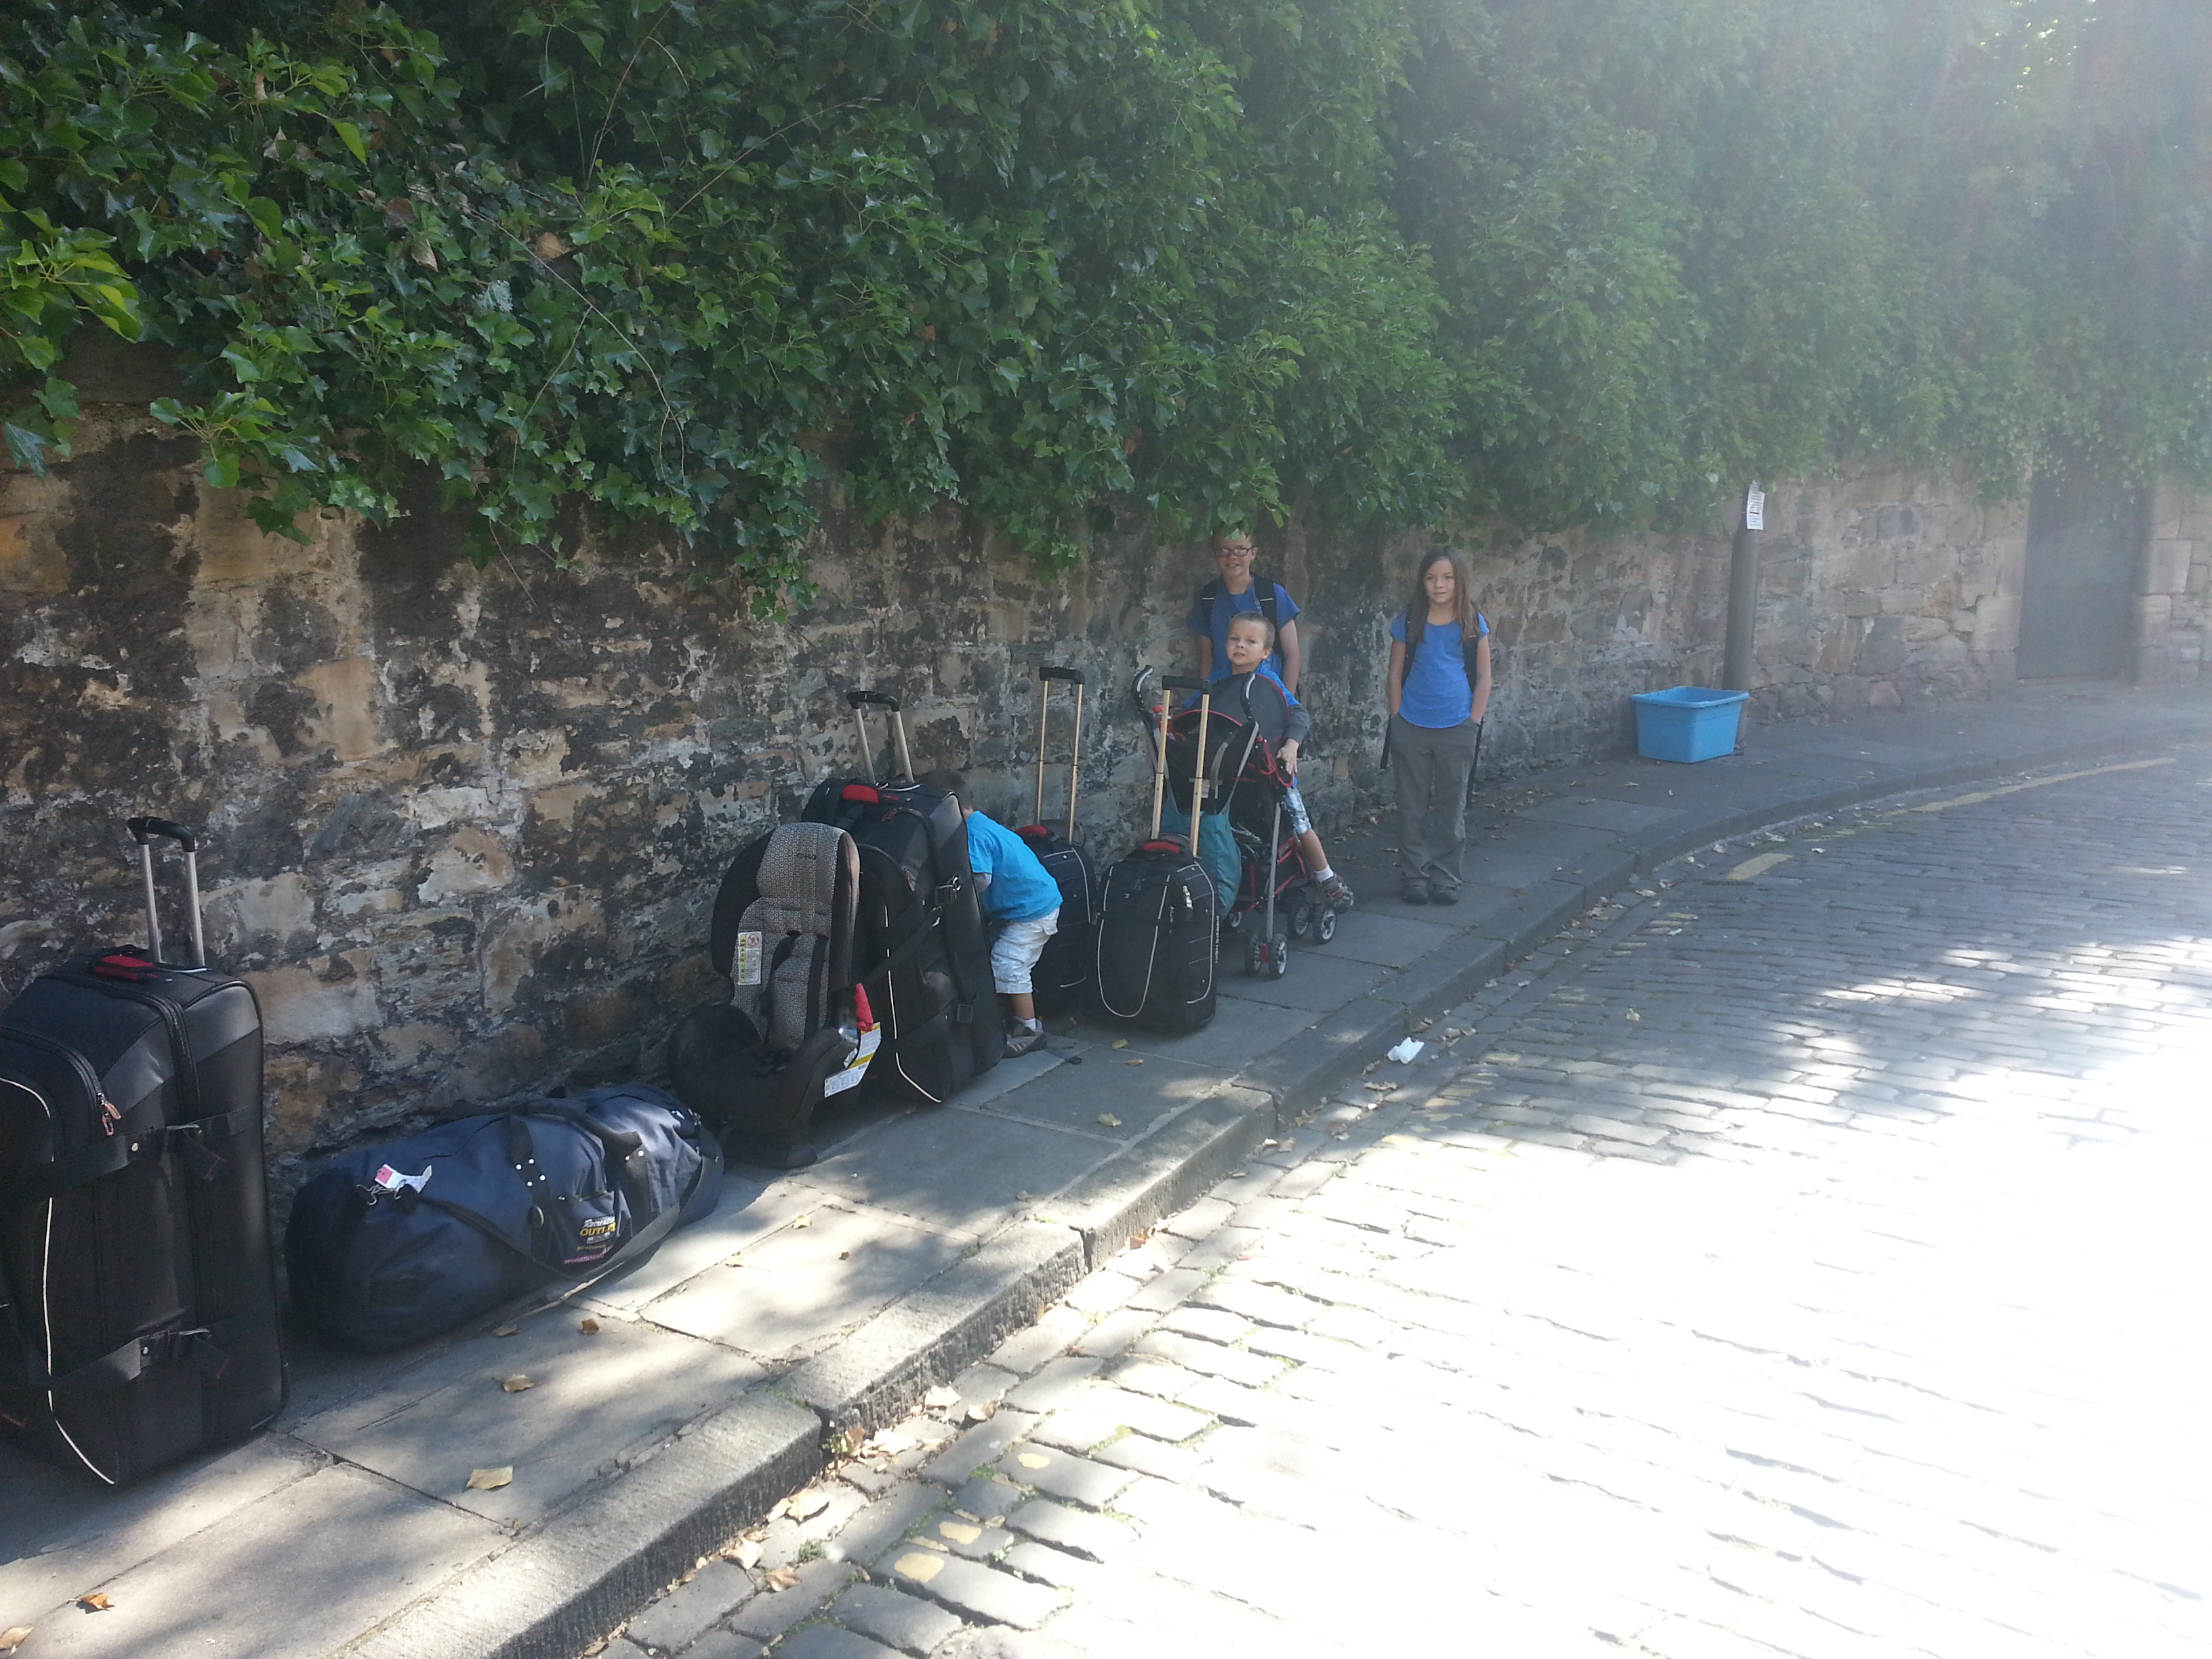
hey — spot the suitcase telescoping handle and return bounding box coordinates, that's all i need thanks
[845,689,915,785]
[1160,674,1211,859]
[125,815,206,970]
[1033,665,1086,838]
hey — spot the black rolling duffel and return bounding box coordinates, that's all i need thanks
[802,690,1002,1102]
[0,817,285,1486]
[1015,665,1101,1019]
[1090,674,1219,1032]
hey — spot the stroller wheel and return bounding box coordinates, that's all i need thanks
[1243,935,1265,975]
[1289,901,1315,939]
[1315,907,1338,943]
[1268,934,1290,979]
[1222,907,1246,934]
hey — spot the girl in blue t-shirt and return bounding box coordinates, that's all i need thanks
[1383,549,1492,905]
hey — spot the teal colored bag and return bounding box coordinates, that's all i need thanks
[1158,802,1240,912]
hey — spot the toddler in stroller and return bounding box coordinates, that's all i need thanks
[1166,613,1355,977]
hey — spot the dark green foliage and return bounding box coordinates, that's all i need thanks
[1,0,2205,589]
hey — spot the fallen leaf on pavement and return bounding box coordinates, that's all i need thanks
[966,1399,998,1422]
[577,1317,600,1335]
[1013,1191,1036,1201]
[501,1375,534,1393]
[1363,1082,1395,1092]
[838,1250,851,1259]
[791,1488,832,1519]
[466,1467,514,1491]
[75,1595,112,1613]
[727,1540,763,1570]
[1097,1114,1122,1127]
[793,1214,813,1229]
[723,1254,745,1267]
[1125,1059,1143,1067]
[1110,1039,1128,1049]
[491,1324,520,1338]
[923,1385,962,1410]
[895,1553,945,1583]
[762,1568,800,1592]
[1624,1008,1642,1021]
[0,1626,31,1652]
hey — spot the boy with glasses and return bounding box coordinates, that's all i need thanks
[1188,533,1303,694]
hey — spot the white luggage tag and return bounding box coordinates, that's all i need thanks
[373,1163,432,1194]
[733,930,764,986]
[821,988,882,1099]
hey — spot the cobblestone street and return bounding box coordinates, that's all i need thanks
[599,748,2212,1659]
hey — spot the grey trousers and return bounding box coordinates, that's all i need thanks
[1391,713,1482,890]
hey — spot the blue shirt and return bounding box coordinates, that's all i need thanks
[964,812,1062,924]
[1187,581,1301,684]
[1391,611,1491,729]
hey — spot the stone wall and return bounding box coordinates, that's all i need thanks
[2137,483,2211,687]
[0,395,2108,1176]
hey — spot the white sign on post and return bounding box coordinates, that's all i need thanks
[1744,483,1765,532]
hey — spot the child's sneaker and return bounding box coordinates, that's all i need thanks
[1318,874,1356,912]
[1004,1018,1047,1059]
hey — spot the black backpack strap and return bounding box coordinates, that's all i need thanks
[1255,575,1279,632]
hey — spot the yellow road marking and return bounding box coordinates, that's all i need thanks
[1904,756,2175,814]
[1725,851,1793,882]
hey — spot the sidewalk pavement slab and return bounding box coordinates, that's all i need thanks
[3,679,2207,1659]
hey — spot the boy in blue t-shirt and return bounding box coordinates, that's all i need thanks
[920,771,1061,1058]
[1187,531,1303,691]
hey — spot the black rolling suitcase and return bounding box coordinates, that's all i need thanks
[801,691,1003,1101]
[1090,674,1219,1031]
[1015,665,1100,1018]
[0,817,285,1485]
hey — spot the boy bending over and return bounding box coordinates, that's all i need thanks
[920,770,1059,1058]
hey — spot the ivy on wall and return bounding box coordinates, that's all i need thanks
[1,0,2205,596]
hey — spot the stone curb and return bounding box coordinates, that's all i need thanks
[780,1220,1088,1437]
[377,701,2212,1659]
[1048,1084,1277,1265]
[346,1392,823,1659]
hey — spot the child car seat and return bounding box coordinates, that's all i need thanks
[666,822,878,1168]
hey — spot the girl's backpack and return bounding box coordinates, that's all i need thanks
[667,822,878,1168]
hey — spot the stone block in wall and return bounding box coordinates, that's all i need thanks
[1857,615,1908,674]
[2146,538,2194,596]
[247,953,383,1045]
[1965,592,2020,653]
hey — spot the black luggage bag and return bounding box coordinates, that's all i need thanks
[0,817,285,1486]
[285,1085,721,1353]
[1090,675,1219,1031]
[802,691,1002,1102]
[1015,665,1099,1018]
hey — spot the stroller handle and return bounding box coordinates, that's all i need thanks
[1160,674,1209,694]
[846,689,902,712]
[1038,665,1084,684]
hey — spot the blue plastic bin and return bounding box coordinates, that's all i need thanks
[1632,686,1748,763]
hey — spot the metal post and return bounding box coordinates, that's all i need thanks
[1723,483,1764,692]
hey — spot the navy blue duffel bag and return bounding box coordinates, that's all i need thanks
[285,1085,722,1352]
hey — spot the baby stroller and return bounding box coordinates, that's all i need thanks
[1160,682,1344,980]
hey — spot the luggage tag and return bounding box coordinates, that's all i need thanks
[734,930,764,987]
[821,988,882,1099]
[372,1163,432,1194]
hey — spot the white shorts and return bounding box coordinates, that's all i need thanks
[989,908,1060,996]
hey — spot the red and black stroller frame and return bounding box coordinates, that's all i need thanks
[1148,672,1345,981]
